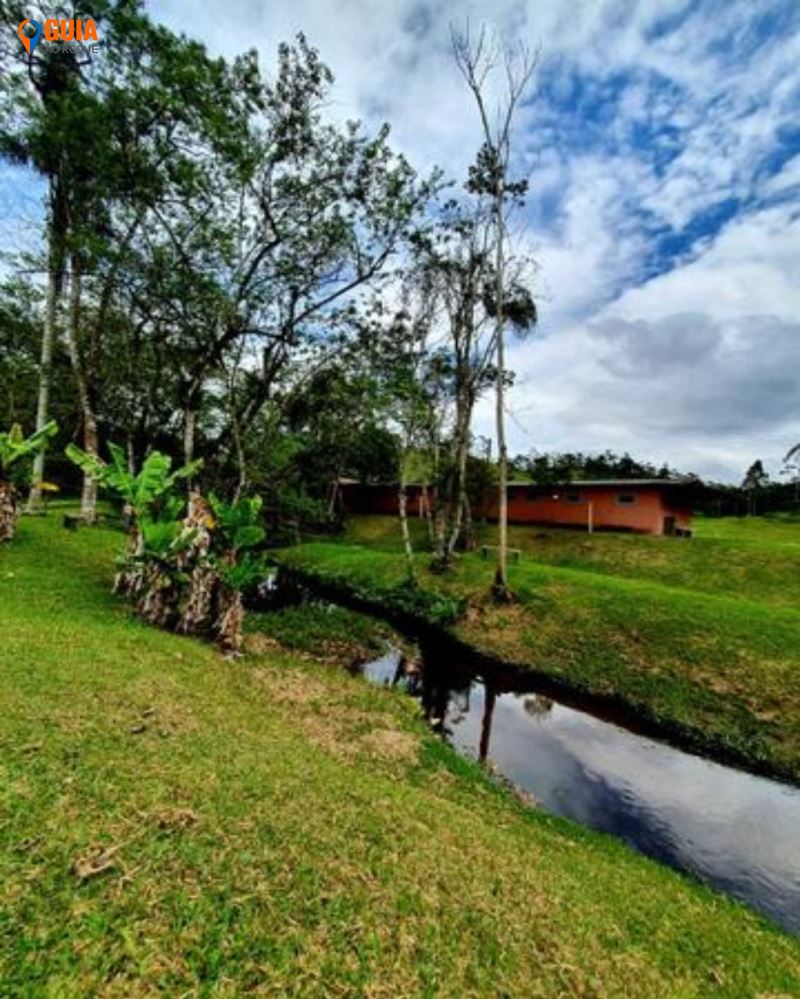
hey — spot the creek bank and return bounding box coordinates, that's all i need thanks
[271,560,799,787]
[354,647,800,935]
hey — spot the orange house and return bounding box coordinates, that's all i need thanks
[489,480,694,535]
[342,479,694,536]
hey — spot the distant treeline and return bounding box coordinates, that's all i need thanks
[508,450,677,484]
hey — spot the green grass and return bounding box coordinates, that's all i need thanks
[1,515,799,995]
[343,513,800,607]
[279,515,800,781]
[694,511,800,548]
[247,602,397,662]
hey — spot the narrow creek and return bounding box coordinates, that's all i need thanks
[355,642,800,936]
[257,573,800,935]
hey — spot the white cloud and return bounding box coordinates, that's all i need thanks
[495,201,800,479]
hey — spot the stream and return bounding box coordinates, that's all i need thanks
[256,571,800,934]
[356,643,800,935]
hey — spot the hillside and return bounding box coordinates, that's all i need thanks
[1,514,798,995]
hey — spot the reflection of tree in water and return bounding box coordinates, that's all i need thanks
[479,684,497,762]
[523,694,554,719]
[408,641,473,739]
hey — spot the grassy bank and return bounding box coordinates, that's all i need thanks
[344,513,800,607]
[277,515,800,782]
[1,516,799,994]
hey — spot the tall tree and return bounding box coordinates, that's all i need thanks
[742,459,769,516]
[453,26,537,599]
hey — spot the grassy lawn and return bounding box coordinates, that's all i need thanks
[343,513,800,607]
[1,516,799,994]
[278,514,800,782]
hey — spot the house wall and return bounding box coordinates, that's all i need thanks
[488,485,671,534]
[343,483,693,535]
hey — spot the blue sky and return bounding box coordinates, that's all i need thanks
[4,0,799,481]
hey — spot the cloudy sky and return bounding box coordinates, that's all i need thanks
[5,0,800,481]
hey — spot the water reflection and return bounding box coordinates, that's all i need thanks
[359,645,800,935]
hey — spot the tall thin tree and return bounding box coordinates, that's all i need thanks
[452,26,537,599]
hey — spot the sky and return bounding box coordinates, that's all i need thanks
[4,0,800,482]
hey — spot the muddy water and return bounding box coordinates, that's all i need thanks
[358,647,800,934]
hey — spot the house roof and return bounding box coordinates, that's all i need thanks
[507,479,692,489]
[340,477,695,490]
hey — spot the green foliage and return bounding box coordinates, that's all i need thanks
[208,493,265,552]
[215,551,268,593]
[136,518,196,568]
[66,442,268,643]
[0,421,58,475]
[66,443,202,516]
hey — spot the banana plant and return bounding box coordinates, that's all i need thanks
[206,494,268,653]
[207,493,266,553]
[66,443,202,521]
[0,421,58,542]
[214,550,269,654]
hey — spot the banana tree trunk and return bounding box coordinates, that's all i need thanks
[216,587,244,653]
[0,480,17,543]
[178,493,217,636]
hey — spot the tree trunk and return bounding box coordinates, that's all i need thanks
[27,194,64,513]
[493,193,511,600]
[177,492,216,636]
[421,484,434,544]
[183,400,197,474]
[446,400,472,557]
[327,476,340,520]
[65,258,99,523]
[430,496,448,569]
[462,493,476,551]
[0,480,17,543]
[216,587,245,653]
[494,325,510,597]
[398,479,415,580]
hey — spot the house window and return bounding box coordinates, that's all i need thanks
[565,489,581,503]
[617,492,637,505]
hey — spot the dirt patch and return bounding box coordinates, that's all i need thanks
[151,808,199,832]
[71,844,121,881]
[248,629,380,668]
[358,727,418,764]
[246,633,282,656]
[252,666,329,706]
[251,663,419,770]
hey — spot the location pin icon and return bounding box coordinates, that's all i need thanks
[18,18,42,60]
